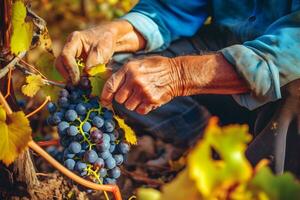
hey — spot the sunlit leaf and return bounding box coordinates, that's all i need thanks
[38,27,54,54]
[115,116,137,145]
[0,107,32,166]
[21,74,45,97]
[0,107,6,122]
[11,1,33,55]
[87,64,106,76]
[188,117,252,198]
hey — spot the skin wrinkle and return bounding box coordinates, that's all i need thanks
[57,20,250,114]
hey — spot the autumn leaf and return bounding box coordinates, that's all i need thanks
[21,74,45,97]
[115,116,137,145]
[0,106,32,166]
[87,64,106,76]
[10,1,33,55]
[188,117,252,198]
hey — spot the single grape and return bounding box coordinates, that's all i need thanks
[96,140,110,152]
[82,122,91,132]
[109,167,121,179]
[63,149,75,159]
[47,102,57,113]
[52,112,63,125]
[65,109,78,122]
[64,159,75,170]
[104,177,116,184]
[113,154,124,165]
[90,129,103,143]
[104,120,115,132]
[94,158,105,169]
[109,143,116,153]
[75,161,87,172]
[58,97,69,108]
[118,142,130,154]
[100,150,111,160]
[89,111,97,120]
[92,116,104,128]
[80,76,90,89]
[59,89,69,98]
[105,156,116,169]
[76,103,87,115]
[99,168,107,178]
[103,110,113,120]
[102,133,110,143]
[57,121,69,135]
[84,150,98,164]
[67,125,78,136]
[109,133,116,142]
[70,91,79,102]
[46,116,55,126]
[68,141,82,154]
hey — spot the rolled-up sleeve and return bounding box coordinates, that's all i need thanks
[122,0,208,52]
[221,10,300,110]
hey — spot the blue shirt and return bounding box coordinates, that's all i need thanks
[121,0,300,110]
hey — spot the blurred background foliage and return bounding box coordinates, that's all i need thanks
[30,0,137,55]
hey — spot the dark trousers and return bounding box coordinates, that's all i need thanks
[112,25,300,176]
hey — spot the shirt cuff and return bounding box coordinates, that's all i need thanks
[221,44,281,110]
[121,12,166,52]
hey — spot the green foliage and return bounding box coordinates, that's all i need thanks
[137,118,300,200]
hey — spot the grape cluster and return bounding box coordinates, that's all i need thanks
[46,77,130,185]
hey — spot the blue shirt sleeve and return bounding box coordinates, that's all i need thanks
[122,0,208,51]
[221,10,300,110]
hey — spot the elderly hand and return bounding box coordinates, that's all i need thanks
[101,54,250,114]
[55,20,145,84]
[101,56,186,115]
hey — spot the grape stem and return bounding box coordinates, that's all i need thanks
[77,107,102,150]
[86,164,110,200]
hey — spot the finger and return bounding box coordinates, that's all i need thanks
[60,32,83,84]
[124,89,142,111]
[55,56,70,81]
[85,44,105,70]
[114,79,132,104]
[136,102,153,115]
[101,69,126,106]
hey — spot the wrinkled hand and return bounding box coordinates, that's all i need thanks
[101,56,185,115]
[55,20,145,84]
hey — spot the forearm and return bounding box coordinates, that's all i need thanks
[172,53,250,96]
[110,20,146,53]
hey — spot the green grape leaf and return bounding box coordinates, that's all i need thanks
[0,106,32,166]
[10,1,33,55]
[250,167,300,200]
[89,76,106,96]
[188,117,252,198]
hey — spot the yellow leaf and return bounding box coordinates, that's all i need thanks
[115,116,137,145]
[10,1,33,55]
[87,64,106,76]
[188,117,252,198]
[21,74,45,97]
[0,106,6,122]
[0,110,32,166]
